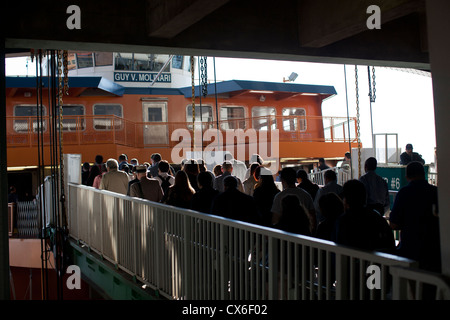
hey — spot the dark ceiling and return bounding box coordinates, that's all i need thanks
[5,0,429,69]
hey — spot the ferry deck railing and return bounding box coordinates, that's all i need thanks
[64,183,450,300]
[308,167,351,186]
[6,115,357,148]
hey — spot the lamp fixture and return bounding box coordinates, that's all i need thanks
[283,72,298,82]
[249,90,274,94]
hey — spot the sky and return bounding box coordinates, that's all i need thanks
[5,56,437,164]
[213,58,436,164]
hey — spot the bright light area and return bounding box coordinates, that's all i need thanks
[6,55,436,164]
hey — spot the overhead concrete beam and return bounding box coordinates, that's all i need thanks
[147,0,230,38]
[298,0,425,48]
[4,0,430,70]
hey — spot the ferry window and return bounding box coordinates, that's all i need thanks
[220,106,246,130]
[282,108,306,132]
[186,105,213,130]
[68,53,77,70]
[76,52,94,69]
[93,104,123,130]
[143,102,167,122]
[61,105,85,131]
[94,52,113,67]
[147,108,163,122]
[172,55,184,70]
[13,105,47,133]
[184,56,193,72]
[252,107,277,131]
[114,53,171,72]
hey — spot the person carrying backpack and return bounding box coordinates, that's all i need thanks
[154,160,175,196]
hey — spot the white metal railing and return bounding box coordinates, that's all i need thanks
[308,167,351,186]
[390,266,450,300]
[428,172,438,186]
[64,183,450,300]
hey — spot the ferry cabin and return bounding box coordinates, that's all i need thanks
[5,76,358,199]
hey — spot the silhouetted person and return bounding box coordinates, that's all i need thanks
[223,151,247,181]
[163,170,195,209]
[191,171,219,214]
[213,164,222,177]
[296,169,319,201]
[81,162,90,185]
[389,161,440,273]
[333,180,395,253]
[93,163,107,189]
[86,154,103,186]
[211,176,259,224]
[314,170,343,224]
[318,158,330,171]
[183,159,200,192]
[400,143,425,165]
[8,186,18,203]
[244,154,264,180]
[315,192,344,241]
[359,157,390,215]
[243,162,259,196]
[271,167,315,229]
[148,153,162,178]
[213,161,244,193]
[253,166,280,227]
[274,195,313,236]
[341,152,351,169]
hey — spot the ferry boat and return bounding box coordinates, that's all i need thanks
[6,51,361,300]
[6,52,359,200]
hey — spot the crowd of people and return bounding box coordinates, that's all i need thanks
[81,151,440,273]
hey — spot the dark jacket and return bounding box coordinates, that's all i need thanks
[191,187,219,214]
[298,180,319,201]
[400,152,425,165]
[210,188,259,224]
[389,180,440,272]
[333,206,395,253]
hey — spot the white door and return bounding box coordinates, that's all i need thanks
[142,102,168,145]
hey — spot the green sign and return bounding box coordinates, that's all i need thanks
[377,165,429,191]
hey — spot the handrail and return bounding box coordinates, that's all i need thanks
[390,266,450,300]
[67,182,420,300]
[6,115,358,148]
[308,167,351,186]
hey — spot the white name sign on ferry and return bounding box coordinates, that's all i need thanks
[114,72,172,83]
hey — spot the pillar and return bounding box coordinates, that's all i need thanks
[0,36,11,299]
[426,0,450,276]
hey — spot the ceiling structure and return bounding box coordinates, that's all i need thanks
[5,0,450,283]
[5,0,428,70]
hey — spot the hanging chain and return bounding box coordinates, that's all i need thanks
[200,56,208,97]
[57,50,68,228]
[63,50,69,95]
[371,66,376,102]
[57,51,64,141]
[355,65,362,178]
[190,56,196,148]
[368,66,376,103]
